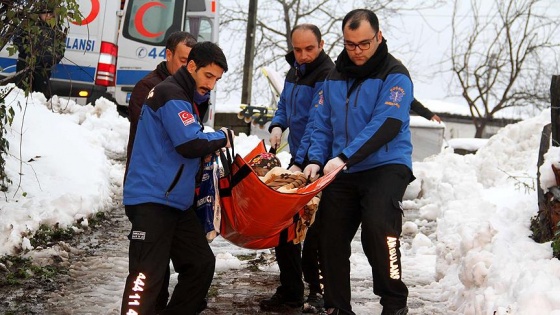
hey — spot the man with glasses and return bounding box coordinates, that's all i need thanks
[304,9,413,315]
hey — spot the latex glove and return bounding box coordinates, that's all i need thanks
[220,127,235,148]
[269,127,283,151]
[288,164,302,173]
[303,164,321,181]
[324,157,346,175]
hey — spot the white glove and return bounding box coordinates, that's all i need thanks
[220,127,235,148]
[269,127,283,151]
[324,157,346,175]
[288,164,302,173]
[303,164,321,181]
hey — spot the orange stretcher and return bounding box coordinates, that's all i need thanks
[218,141,342,249]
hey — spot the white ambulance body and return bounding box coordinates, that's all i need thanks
[0,0,219,126]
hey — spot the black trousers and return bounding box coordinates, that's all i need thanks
[319,164,412,314]
[121,203,215,315]
[275,214,323,301]
[274,238,304,302]
[15,60,53,98]
[302,221,322,294]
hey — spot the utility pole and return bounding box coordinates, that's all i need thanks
[241,0,258,107]
[551,75,560,146]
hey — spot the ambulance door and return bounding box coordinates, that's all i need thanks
[115,0,183,107]
[116,0,218,126]
[51,0,120,102]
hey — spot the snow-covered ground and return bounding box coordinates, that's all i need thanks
[1,86,560,314]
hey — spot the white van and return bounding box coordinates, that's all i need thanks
[0,0,219,126]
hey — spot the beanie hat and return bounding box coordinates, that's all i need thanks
[248,152,281,176]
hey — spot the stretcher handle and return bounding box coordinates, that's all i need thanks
[224,128,235,165]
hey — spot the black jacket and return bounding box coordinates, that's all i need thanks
[13,19,65,69]
[126,61,171,173]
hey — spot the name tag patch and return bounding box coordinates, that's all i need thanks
[131,231,146,240]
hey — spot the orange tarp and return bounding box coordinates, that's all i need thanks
[218,141,341,249]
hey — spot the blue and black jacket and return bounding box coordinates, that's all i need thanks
[308,38,413,173]
[269,50,334,165]
[123,66,227,210]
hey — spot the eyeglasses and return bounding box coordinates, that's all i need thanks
[344,34,377,51]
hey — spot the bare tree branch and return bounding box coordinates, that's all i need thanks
[219,0,445,106]
[450,0,559,137]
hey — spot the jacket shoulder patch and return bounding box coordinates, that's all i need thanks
[178,110,195,126]
[385,86,405,108]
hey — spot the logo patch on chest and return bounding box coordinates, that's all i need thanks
[385,86,405,108]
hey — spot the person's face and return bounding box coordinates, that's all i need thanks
[343,21,382,66]
[166,43,192,74]
[39,11,55,22]
[291,29,324,65]
[187,61,224,95]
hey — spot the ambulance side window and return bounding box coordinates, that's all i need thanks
[123,0,179,46]
[184,17,213,42]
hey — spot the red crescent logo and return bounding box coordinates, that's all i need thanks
[71,0,100,25]
[135,2,166,38]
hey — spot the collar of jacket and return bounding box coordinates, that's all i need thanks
[285,50,330,78]
[173,66,197,103]
[335,37,389,79]
[173,66,210,122]
[157,61,172,79]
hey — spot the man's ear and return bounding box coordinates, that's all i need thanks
[165,49,173,61]
[187,60,196,73]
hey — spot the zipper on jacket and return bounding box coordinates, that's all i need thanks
[344,79,365,145]
[353,84,362,108]
[345,96,350,146]
[288,76,300,126]
[165,164,185,197]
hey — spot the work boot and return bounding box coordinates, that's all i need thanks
[302,292,324,313]
[381,306,409,315]
[259,291,303,311]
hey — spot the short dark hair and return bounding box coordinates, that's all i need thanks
[34,0,57,14]
[187,41,228,72]
[342,9,379,33]
[291,24,322,43]
[166,31,197,52]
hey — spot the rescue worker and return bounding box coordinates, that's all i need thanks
[261,23,334,313]
[304,9,414,315]
[125,31,197,179]
[121,41,233,315]
[123,30,197,312]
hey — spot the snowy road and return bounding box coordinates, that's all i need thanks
[28,204,458,315]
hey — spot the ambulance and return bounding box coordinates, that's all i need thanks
[0,0,219,126]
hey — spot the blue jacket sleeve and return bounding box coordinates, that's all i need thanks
[159,99,227,158]
[269,80,290,132]
[307,82,333,167]
[341,73,413,161]
[293,81,325,166]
